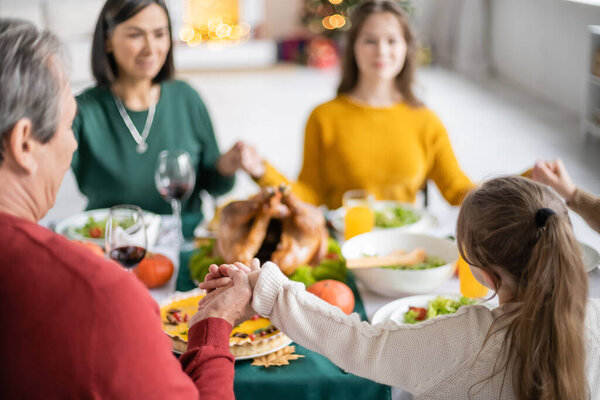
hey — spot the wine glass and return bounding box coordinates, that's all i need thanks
[155,150,195,249]
[105,204,147,270]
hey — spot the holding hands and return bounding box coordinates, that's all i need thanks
[192,258,262,327]
[217,141,265,178]
[531,158,576,202]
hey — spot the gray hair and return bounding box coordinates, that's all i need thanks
[0,18,68,164]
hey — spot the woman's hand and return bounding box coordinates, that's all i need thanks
[531,159,576,202]
[217,141,265,178]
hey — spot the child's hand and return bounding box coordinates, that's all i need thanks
[199,258,261,292]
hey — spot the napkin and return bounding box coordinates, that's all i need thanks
[144,213,162,247]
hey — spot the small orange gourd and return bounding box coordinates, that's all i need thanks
[307,280,355,315]
[134,253,174,288]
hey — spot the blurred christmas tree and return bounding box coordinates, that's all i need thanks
[302,0,413,37]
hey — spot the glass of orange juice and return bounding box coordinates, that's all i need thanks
[343,190,375,240]
[457,256,488,298]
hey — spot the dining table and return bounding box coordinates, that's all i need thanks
[145,204,600,400]
[147,217,391,400]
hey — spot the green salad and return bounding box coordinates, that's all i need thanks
[382,255,446,270]
[189,240,225,284]
[73,216,135,239]
[189,238,347,286]
[288,238,347,286]
[375,206,420,228]
[403,296,477,324]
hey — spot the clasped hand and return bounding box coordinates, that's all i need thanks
[217,141,265,178]
[189,258,261,328]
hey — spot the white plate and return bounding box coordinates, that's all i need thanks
[372,294,492,325]
[55,208,161,247]
[328,201,437,237]
[170,337,294,361]
[580,241,600,273]
[234,338,294,361]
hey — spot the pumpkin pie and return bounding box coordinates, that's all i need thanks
[160,289,291,358]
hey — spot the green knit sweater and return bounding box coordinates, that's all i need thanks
[71,80,234,237]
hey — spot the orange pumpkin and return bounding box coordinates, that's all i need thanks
[134,253,174,288]
[307,280,355,315]
[72,240,104,258]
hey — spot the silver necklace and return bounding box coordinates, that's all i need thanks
[112,86,157,154]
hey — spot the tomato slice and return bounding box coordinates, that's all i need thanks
[408,306,427,321]
[89,227,103,238]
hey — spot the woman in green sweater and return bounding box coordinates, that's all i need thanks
[72,0,239,237]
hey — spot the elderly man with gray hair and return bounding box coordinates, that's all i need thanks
[0,19,251,399]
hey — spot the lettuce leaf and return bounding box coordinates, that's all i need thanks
[189,240,224,283]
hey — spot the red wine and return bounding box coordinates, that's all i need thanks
[159,183,192,201]
[109,246,146,269]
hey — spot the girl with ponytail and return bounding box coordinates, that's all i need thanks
[457,176,592,399]
[202,176,600,399]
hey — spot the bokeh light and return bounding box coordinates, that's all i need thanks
[181,0,250,47]
[179,26,195,42]
[322,16,334,30]
[329,14,346,28]
[215,23,232,38]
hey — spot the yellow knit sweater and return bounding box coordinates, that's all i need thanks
[258,96,475,209]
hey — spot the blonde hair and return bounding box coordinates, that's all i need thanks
[457,176,588,399]
[337,0,422,107]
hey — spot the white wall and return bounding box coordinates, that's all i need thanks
[263,0,305,39]
[490,0,600,116]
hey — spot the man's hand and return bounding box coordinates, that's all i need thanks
[189,266,254,327]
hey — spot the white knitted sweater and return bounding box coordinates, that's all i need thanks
[252,262,600,399]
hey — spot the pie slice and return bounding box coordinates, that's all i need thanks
[159,289,291,358]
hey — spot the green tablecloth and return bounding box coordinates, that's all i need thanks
[178,251,391,400]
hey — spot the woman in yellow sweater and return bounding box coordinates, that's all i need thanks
[232,0,475,209]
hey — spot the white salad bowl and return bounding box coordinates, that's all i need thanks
[342,231,458,297]
[328,201,437,237]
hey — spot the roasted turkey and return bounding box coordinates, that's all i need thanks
[216,185,328,275]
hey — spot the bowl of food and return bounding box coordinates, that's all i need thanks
[328,201,436,239]
[341,231,458,297]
